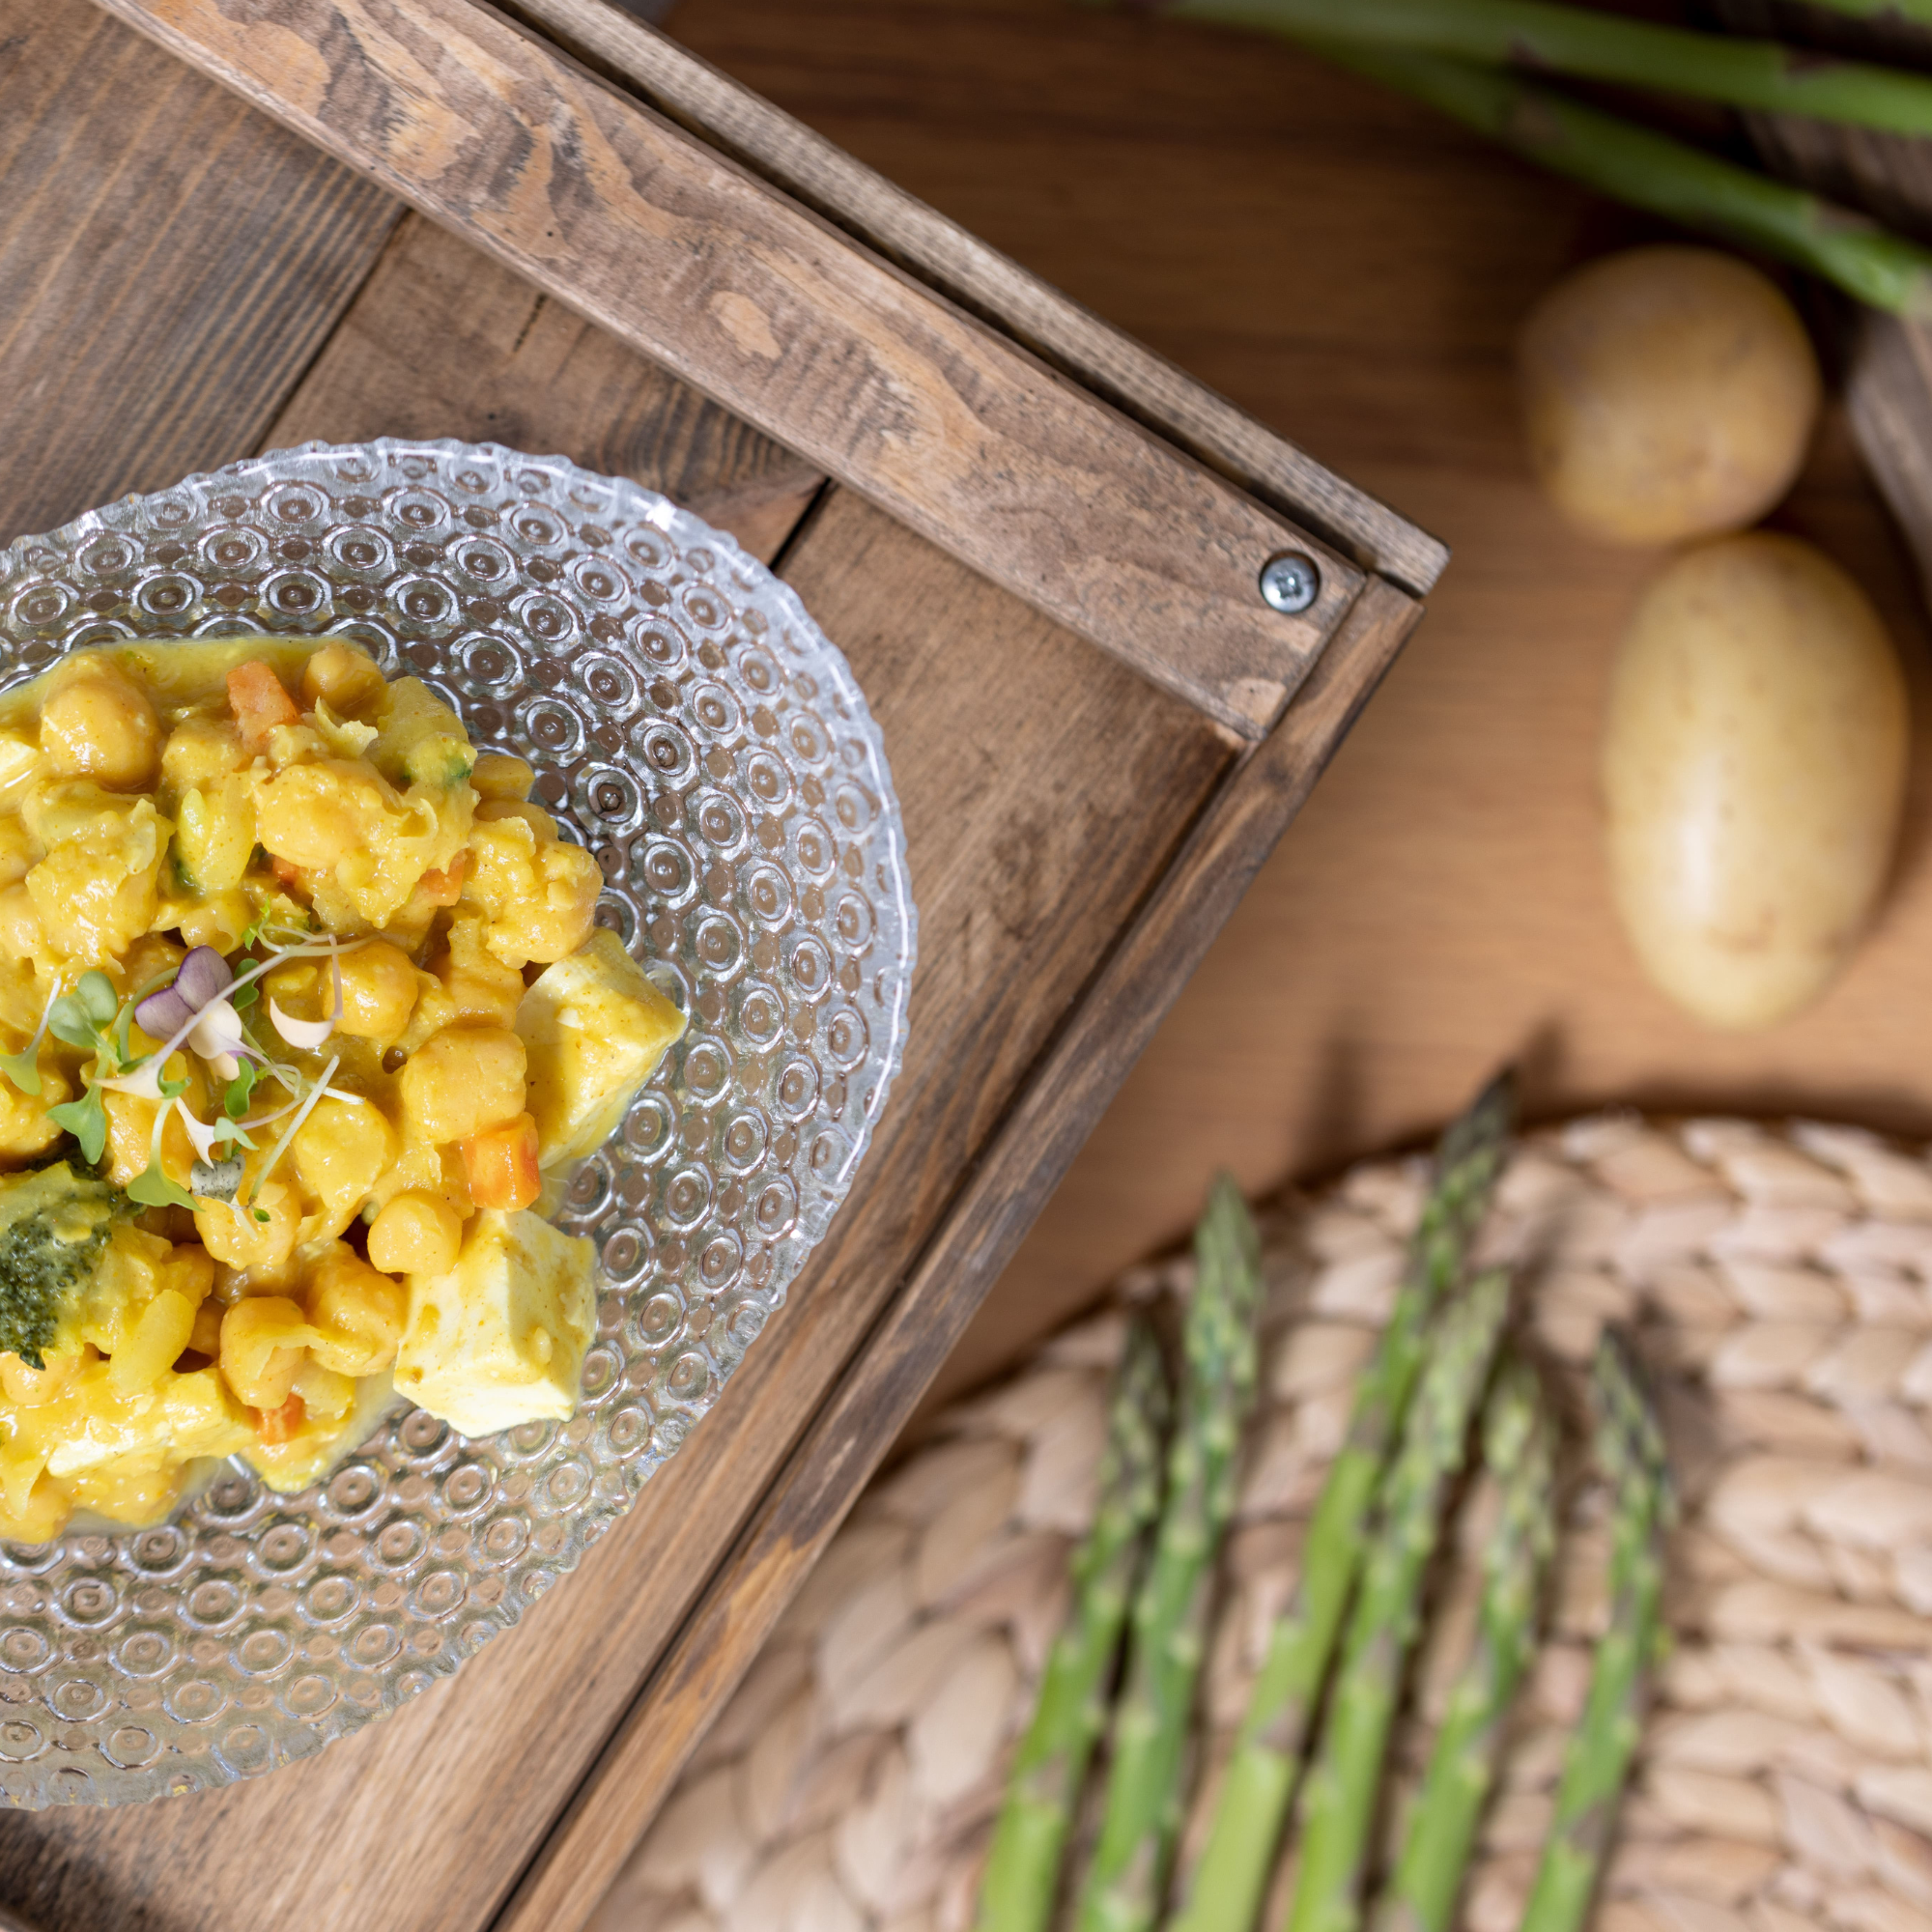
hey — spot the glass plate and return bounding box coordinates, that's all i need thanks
[0,439,916,1806]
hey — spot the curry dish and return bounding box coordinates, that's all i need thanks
[0,639,684,1538]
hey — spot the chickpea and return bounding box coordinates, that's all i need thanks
[470,753,535,802]
[304,1246,408,1378]
[255,760,387,870]
[432,917,525,1027]
[40,666,160,790]
[218,1293,313,1409]
[300,641,388,719]
[293,1094,397,1227]
[367,1190,464,1276]
[0,1062,66,1165]
[159,715,245,797]
[398,1026,527,1143]
[171,889,253,954]
[121,933,185,994]
[335,940,420,1040]
[194,1178,301,1277]
[0,1351,75,1406]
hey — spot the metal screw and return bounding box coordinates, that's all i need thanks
[1259,551,1321,615]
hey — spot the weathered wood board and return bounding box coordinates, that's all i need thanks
[91,0,1369,739]
[0,0,1433,1925]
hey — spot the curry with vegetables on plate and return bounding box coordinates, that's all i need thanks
[0,639,684,1538]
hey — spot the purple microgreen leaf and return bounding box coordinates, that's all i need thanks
[175,947,233,1009]
[135,987,191,1039]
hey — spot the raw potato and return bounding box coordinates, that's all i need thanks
[1602,532,1907,1029]
[1520,246,1820,546]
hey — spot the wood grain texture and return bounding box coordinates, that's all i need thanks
[505,573,1421,1932]
[0,489,1240,1932]
[641,0,1932,1417]
[0,0,399,548]
[501,0,1449,595]
[266,213,826,562]
[91,0,1370,738]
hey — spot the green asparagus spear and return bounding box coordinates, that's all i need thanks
[1284,1269,1512,1932]
[1519,1333,1674,1932]
[976,1318,1172,1932]
[1172,1072,1515,1932]
[1071,1175,1264,1932]
[1165,0,1932,140]
[1374,1360,1556,1932]
[1275,43,1932,319]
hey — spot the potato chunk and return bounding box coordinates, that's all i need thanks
[393,1209,595,1436]
[515,929,686,1169]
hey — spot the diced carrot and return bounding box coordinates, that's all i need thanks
[227,660,300,751]
[416,852,468,907]
[270,855,302,890]
[256,1391,306,1446]
[461,1112,541,1211]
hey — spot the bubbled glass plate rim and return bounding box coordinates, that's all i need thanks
[0,437,916,1805]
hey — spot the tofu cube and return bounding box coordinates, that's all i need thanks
[393,1208,597,1437]
[515,928,685,1169]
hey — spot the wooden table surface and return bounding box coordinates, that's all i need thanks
[652,0,1932,1413]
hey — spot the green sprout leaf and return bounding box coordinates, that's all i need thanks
[253,1208,270,1224]
[47,997,99,1052]
[230,982,259,1013]
[224,1061,259,1119]
[75,973,118,1028]
[127,1161,196,1211]
[0,1045,41,1097]
[47,1088,108,1167]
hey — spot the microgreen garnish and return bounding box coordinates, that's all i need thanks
[47,972,119,1055]
[0,983,59,1096]
[43,930,373,1189]
[47,1088,107,1167]
[224,1062,259,1120]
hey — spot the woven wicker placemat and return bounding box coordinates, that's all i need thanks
[590,1113,1932,1932]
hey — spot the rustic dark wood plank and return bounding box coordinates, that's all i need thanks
[267,213,826,563]
[0,491,1237,1932]
[502,0,1449,596]
[501,575,1422,1932]
[0,0,400,546]
[88,0,1367,738]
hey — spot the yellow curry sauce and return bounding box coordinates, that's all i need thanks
[0,639,684,1537]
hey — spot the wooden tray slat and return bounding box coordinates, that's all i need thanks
[509,0,1450,598]
[89,0,1370,739]
[0,0,398,545]
[267,212,827,563]
[494,575,1420,1932]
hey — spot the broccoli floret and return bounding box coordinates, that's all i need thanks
[0,1162,117,1370]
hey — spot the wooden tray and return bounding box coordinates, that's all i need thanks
[0,0,1437,1927]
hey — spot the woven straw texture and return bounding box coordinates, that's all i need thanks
[590,1114,1932,1932]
